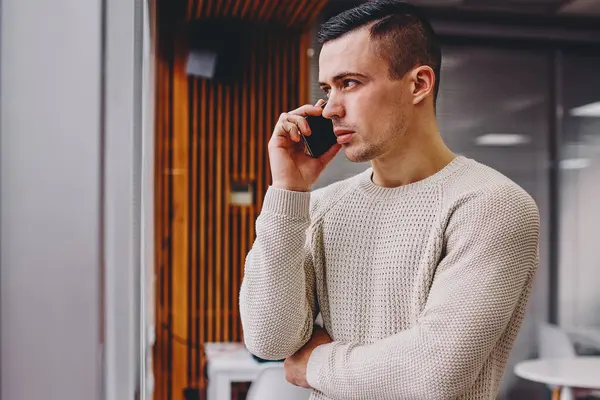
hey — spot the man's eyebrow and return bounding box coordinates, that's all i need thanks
[318,72,369,87]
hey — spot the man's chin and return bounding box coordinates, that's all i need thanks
[342,145,375,163]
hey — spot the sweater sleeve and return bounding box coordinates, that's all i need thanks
[305,184,540,400]
[239,186,319,360]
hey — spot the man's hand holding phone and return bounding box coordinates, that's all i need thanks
[268,99,341,192]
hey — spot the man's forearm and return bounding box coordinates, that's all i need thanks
[305,329,469,400]
[239,187,317,360]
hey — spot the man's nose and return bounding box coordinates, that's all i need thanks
[322,98,344,119]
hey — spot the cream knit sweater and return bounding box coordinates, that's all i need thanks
[239,156,540,400]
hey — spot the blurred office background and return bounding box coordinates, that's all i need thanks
[1,0,599,399]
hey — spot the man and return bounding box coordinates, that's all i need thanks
[239,1,540,399]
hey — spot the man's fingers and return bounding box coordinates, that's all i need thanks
[289,103,323,118]
[286,114,312,137]
[276,113,311,141]
[273,102,326,147]
[281,121,301,142]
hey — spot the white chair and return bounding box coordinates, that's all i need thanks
[538,323,600,400]
[539,323,577,358]
[246,366,311,400]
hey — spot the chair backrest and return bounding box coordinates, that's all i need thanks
[537,324,581,399]
[246,366,311,400]
[538,323,577,359]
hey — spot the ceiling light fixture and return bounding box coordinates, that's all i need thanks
[560,158,591,170]
[475,134,531,147]
[570,102,600,117]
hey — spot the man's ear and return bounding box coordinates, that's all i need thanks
[410,66,435,105]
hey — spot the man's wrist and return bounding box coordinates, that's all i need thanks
[272,181,310,192]
[306,342,331,391]
[262,186,311,219]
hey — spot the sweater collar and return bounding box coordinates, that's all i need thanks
[357,156,470,199]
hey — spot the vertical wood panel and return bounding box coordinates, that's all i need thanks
[198,78,208,388]
[258,37,273,212]
[166,53,173,399]
[232,78,240,182]
[171,30,189,400]
[249,45,256,181]
[154,0,328,396]
[242,50,250,182]
[153,53,161,399]
[207,80,215,343]
[291,37,299,114]
[223,85,231,342]
[188,77,198,384]
[247,34,258,266]
[215,84,223,342]
[231,71,241,342]
[238,39,251,330]
[231,207,239,341]
[299,31,308,105]
[154,53,168,400]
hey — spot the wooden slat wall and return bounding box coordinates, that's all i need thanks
[154,1,326,399]
[188,0,325,26]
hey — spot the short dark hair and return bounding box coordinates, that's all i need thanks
[318,0,442,105]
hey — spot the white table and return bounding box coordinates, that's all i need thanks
[204,342,284,400]
[515,357,600,399]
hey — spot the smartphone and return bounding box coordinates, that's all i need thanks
[302,102,338,158]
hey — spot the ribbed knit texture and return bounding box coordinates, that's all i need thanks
[239,156,540,400]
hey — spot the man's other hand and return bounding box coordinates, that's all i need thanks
[284,325,333,388]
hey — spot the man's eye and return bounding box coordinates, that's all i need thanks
[321,87,331,96]
[343,79,359,88]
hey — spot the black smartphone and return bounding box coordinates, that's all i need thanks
[302,102,338,158]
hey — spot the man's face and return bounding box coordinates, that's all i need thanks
[319,26,413,163]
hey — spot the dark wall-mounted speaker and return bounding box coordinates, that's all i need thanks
[186,19,246,83]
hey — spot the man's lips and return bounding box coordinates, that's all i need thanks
[334,129,354,144]
[334,129,354,135]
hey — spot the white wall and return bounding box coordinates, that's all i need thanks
[103,0,146,397]
[559,138,600,328]
[141,0,156,396]
[0,0,149,398]
[0,0,103,399]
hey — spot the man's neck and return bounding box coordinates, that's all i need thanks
[370,129,456,189]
